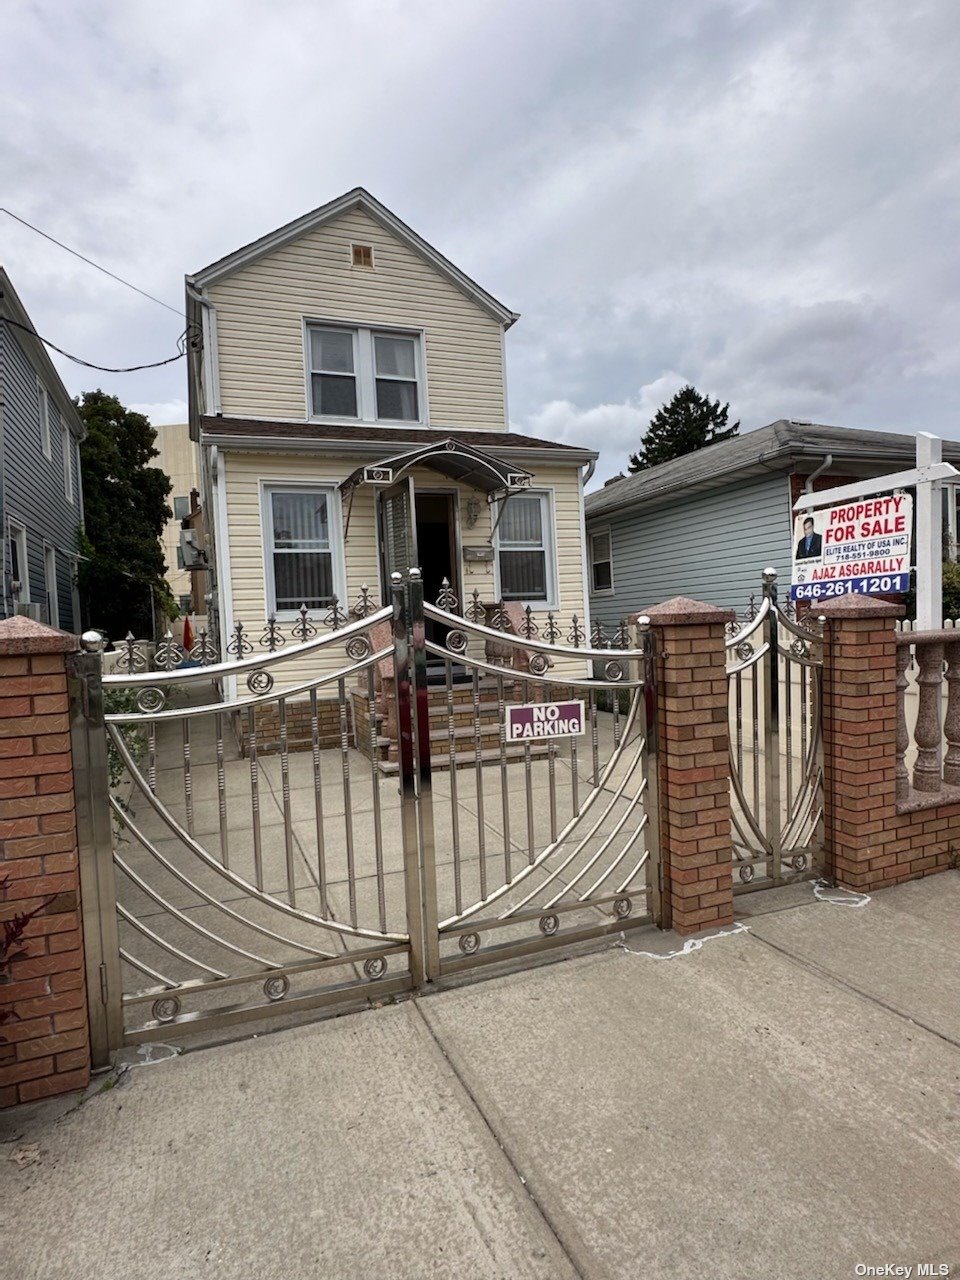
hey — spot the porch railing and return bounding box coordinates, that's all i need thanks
[895,631,960,803]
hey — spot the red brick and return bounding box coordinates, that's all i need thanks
[0,1014,52,1043]
[32,694,68,715]
[14,989,85,1020]
[53,1007,88,1032]
[10,948,84,981]
[0,1055,53,1085]
[15,1029,87,1061]
[18,1065,89,1101]
[51,969,84,993]
[55,1047,89,1072]
[0,713,69,738]
[0,674,66,697]
[29,655,67,675]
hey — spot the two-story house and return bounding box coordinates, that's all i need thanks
[185,188,597,735]
[0,267,85,632]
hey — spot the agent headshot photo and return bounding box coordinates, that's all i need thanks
[796,516,822,560]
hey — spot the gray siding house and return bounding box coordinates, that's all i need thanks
[584,420,960,627]
[0,268,85,631]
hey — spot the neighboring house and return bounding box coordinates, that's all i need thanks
[185,188,597,707]
[0,267,85,632]
[150,420,201,616]
[584,420,960,626]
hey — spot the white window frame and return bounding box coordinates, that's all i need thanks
[349,242,375,269]
[303,320,427,427]
[62,423,73,504]
[588,525,614,595]
[8,521,29,602]
[43,543,59,628]
[37,379,51,459]
[493,489,558,610]
[260,482,347,620]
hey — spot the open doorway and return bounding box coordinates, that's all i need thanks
[414,490,459,675]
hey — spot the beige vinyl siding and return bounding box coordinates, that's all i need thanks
[223,453,589,691]
[209,207,506,430]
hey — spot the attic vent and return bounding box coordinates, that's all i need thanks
[351,243,374,268]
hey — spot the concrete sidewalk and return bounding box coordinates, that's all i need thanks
[4,874,960,1279]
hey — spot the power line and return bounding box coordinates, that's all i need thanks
[0,315,188,373]
[0,207,183,317]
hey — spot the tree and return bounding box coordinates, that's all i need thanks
[627,385,740,473]
[77,390,174,641]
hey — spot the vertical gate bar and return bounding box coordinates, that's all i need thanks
[523,675,535,864]
[590,688,600,785]
[638,618,664,928]
[366,667,387,933]
[784,646,794,825]
[445,655,462,917]
[392,572,428,988]
[763,569,782,881]
[338,676,357,929]
[547,740,558,844]
[613,686,622,749]
[751,651,760,823]
[182,719,194,838]
[309,688,328,917]
[736,670,743,778]
[246,705,263,891]
[215,711,229,868]
[472,663,487,897]
[569,733,580,817]
[279,697,296,907]
[68,644,124,1067]
[497,669,511,881]
[407,569,440,983]
[147,721,157,794]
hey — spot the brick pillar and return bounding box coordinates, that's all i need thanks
[819,594,903,891]
[644,597,735,935]
[0,617,90,1107]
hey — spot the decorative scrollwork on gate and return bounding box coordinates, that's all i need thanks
[246,670,275,696]
[291,606,317,643]
[119,633,148,675]
[135,686,167,714]
[567,615,586,648]
[344,635,372,662]
[189,630,218,666]
[352,584,376,618]
[227,621,253,658]
[363,956,387,979]
[519,606,539,640]
[323,597,348,630]
[458,932,481,955]
[735,640,755,662]
[263,974,289,1001]
[445,629,469,654]
[465,589,485,622]
[435,577,459,611]
[613,619,631,650]
[604,659,625,682]
[528,652,552,676]
[259,615,286,652]
[152,996,181,1023]
[155,631,184,672]
[542,612,561,642]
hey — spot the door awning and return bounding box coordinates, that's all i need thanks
[339,437,534,500]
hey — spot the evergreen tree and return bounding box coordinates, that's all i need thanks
[77,390,174,640]
[627,385,739,473]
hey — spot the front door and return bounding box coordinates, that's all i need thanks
[378,476,418,599]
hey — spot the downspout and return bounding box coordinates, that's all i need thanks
[582,458,597,487]
[803,453,833,496]
[185,281,221,417]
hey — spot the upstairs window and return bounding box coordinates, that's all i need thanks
[264,486,341,615]
[496,492,556,606]
[173,496,191,520]
[307,324,423,424]
[351,243,374,268]
[37,380,51,458]
[589,527,613,593]
[9,522,28,601]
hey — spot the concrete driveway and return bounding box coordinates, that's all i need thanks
[3,873,960,1280]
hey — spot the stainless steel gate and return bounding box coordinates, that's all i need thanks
[71,569,660,1061]
[724,569,825,892]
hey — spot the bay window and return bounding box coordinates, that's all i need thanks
[307,324,422,424]
[496,491,556,606]
[264,486,341,615]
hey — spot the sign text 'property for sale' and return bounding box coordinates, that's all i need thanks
[791,493,912,602]
[505,700,585,741]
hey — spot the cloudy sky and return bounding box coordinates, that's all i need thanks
[2,0,958,486]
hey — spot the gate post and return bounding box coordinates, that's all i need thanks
[643,597,736,935]
[0,618,94,1107]
[391,570,440,987]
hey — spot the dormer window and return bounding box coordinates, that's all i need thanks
[351,243,374,268]
[306,323,423,424]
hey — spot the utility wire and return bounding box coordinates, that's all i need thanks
[0,315,188,373]
[0,207,183,317]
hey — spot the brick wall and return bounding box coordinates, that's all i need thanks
[821,594,959,890]
[0,617,90,1108]
[644,597,735,934]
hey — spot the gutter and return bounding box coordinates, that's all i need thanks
[200,430,598,468]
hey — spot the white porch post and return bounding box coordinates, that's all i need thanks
[916,432,943,630]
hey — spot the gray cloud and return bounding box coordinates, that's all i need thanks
[2,0,958,491]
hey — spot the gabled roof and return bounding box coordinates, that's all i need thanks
[187,187,520,328]
[0,267,85,439]
[585,419,960,520]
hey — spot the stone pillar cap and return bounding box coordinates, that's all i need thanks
[818,595,905,619]
[0,615,80,654]
[636,596,736,626]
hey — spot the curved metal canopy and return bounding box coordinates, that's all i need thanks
[340,437,533,498]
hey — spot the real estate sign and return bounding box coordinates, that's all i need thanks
[790,493,912,602]
[505,700,585,741]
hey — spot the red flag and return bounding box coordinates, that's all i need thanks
[183,615,194,653]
